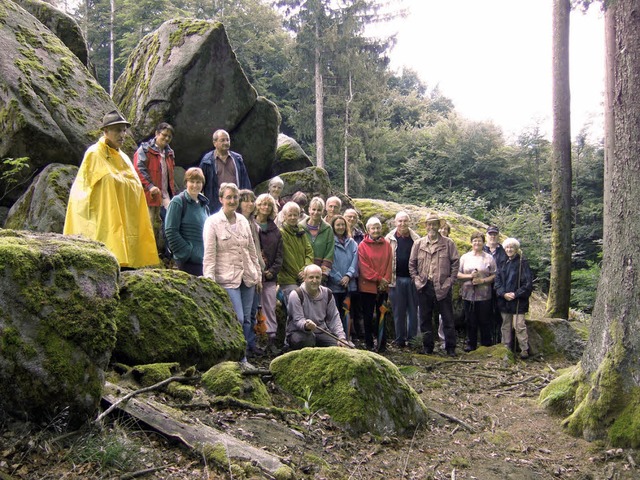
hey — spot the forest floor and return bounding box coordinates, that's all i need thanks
[1,340,638,480]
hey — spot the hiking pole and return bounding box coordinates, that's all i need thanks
[314,325,355,349]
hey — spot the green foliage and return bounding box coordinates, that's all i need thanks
[570,259,601,313]
[67,425,141,474]
[1,157,32,201]
[490,193,552,291]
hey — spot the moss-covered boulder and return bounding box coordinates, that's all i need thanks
[4,163,77,232]
[202,361,272,407]
[527,317,587,361]
[113,19,279,186]
[255,167,331,203]
[113,270,245,370]
[272,133,312,176]
[14,0,90,66]
[0,0,118,204]
[131,362,180,387]
[0,230,119,426]
[270,348,428,435]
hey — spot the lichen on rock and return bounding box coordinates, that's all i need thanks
[4,163,77,232]
[270,347,428,435]
[113,269,245,370]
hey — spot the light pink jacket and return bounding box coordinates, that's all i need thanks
[203,211,261,289]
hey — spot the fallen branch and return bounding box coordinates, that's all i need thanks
[95,375,198,424]
[427,407,477,433]
[119,465,173,479]
[487,375,539,390]
[425,359,479,370]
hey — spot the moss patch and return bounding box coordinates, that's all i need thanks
[131,362,180,387]
[608,389,640,448]
[562,321,630,443]
[202,361,272,407]
[270,348,428,435]
[539,364,584,416]
[113,270,245,370]
[0,231,120,426]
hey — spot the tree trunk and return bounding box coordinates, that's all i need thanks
[546,0,572,318]
[344,73,353,195]
[315,18,325,169]
[561,0,640,447]
[109,0,115,96]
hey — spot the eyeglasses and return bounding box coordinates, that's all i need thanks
[223,195,239,200]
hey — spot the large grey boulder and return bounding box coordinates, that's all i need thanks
[270,348,429,435]
[13,0,90,66]
[113,19,280,186]
[273,133,312,176]
[113,269,245,370]
[527,317,587,361]
[4,163,77,232]
[0,0,118,202]
[0,230,120,427]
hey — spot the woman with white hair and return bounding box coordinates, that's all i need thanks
[357,216,392,351]
[268,176,285,209]
[494,237,533,359]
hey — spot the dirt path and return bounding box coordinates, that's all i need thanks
[1,347,637,479]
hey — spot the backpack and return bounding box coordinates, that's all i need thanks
[287,287,334,323]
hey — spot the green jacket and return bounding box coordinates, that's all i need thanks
[299,217,335,274]
[279,223,314,285]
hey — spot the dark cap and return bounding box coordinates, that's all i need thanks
[101,110,131,129]
[487,225,499,234]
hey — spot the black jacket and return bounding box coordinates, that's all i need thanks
[494,254,533,314]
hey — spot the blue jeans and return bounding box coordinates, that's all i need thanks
[224,282,256,349]
[389,277,418,345]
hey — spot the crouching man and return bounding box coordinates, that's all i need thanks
[286,264,348,349]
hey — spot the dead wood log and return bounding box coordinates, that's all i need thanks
[101,382,288,476]
[95,375,198,424]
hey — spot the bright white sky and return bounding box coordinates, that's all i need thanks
[381,0,605,141]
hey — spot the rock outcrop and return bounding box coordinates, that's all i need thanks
[4,163,77,232]
[14,0,90,66]
[270,348,429,435]
[0,0,118,198]
[0,230,120,427]
[113,19,280,185]
[113,269,245,370]
[272,133,312,176]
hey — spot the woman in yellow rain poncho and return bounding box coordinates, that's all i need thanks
[64,111,160,268]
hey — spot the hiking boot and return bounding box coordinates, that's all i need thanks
[422,347,434,355]
[446,348,457,357]
[520,349,529,359]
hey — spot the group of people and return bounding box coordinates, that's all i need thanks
[64,111,534,361]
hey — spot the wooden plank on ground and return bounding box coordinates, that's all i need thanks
[102,382,287,475]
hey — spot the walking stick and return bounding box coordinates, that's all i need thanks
[314,325,355,348]
[343,296,352,342]
[512,255,523,355]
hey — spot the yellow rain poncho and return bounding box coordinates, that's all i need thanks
[64,137,160,268]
